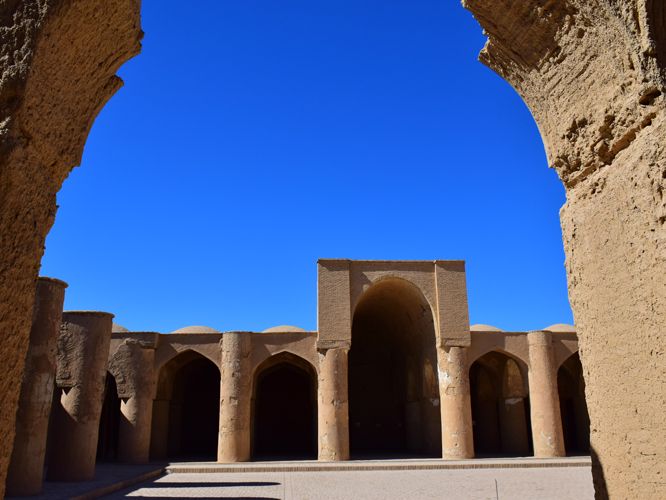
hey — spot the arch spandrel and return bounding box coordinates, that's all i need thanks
[250,350,318,384]
[154,336,222,373]
[468,332,530,371]
[248,332,318,378]
[552,332,581,370]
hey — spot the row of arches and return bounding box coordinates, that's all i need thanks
[96,351,588,462]
[469,350,589,457]
[97,351,318,462]
[96,279,589,462]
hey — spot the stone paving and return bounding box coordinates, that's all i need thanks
[5,464,163,500]
[105,465,594,499]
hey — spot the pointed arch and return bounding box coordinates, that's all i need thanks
[150,350,220,460]
[469,347,530,380]
[470,350,532,457]
[251,352,317,460]
[558,351,590,455]
[349,277,441,458]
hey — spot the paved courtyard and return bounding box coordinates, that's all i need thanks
[106,466,594,499]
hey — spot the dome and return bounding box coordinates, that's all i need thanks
[112,323,129,333]
[470,324,504,332]
[543,323,576,333]
[262,325,307,333]
[171,325,220,334]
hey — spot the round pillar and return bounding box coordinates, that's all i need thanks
[112,340,156,464]
[439,345,474,459]
[47,311,114,481]
[6,277,67,496]
[317,346,349,461]
[118,395,153,463]
[218,332,251,462]
[527,330,565,457]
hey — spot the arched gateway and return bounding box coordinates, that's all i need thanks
[349,278,441,458]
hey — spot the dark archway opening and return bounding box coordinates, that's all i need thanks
[169,356,220,459]
[349,278,441,459]
[470,352,532,457]
[252,355,317,460]
[97,372,121,462]
[558,352,590,455]
[150,351,220,461]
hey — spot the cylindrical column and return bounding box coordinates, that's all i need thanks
[527,330,565,457]
[118,395,153,463]
[47,311,114,481]
[439,345,474,459]
[218,332,251,462]
[317,346,349,461]
[113,340,156,464]
[7,277,67,496]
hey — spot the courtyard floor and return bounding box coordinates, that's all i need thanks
[104,459,594,500]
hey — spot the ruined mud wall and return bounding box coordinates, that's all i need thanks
[463,1,665,498]
[0,1,141,495]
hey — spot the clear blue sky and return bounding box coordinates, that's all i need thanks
[40,1,572,333]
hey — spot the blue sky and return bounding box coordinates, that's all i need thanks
[40,1,572,333]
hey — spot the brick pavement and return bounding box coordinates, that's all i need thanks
[105,464,594,499]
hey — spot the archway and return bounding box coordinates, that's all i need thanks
[558,352,590,455]
[97,372,121,462]
[349,278,441,458]
[251,354,317,460]
[151,351,220,460]
[470,352,531,457]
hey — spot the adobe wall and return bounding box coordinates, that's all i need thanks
[0,2,142,495]
[109,324,579,462]
[1,1,662,497]
[463,1,666,497]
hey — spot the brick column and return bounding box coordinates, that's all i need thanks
[6,278,67,495]
[528,330,565,457]
[218,332,251,462]
[439,346,474,459]
[317,346,350,461]
[47,311,114,481]
[111,339,156,464]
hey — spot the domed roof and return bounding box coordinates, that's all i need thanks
[262,325,307,333]
[112,323,129,333]
[543,323,576,333]
[171,325,220,334]
[470,324,504,332]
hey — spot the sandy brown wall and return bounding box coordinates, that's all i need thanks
[0,1,141,495]
[463,1,665,497]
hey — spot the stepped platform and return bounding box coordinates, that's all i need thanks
[165,456,591,474]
